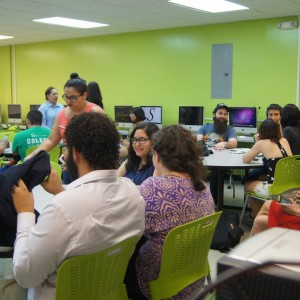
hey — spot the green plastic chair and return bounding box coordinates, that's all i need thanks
[0,131,16,142]
[240,155,300,224]
[50,161,62,178]
[26,145,61,163]
[55,235,140,300]
[149,211,222,300]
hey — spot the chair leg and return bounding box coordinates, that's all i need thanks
[240,194,249,226]
[206,274,214,294]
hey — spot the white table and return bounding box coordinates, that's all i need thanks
[203,149,263,210]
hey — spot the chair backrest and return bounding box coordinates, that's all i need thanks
[50,161,62,178]
[0,131,16,142]
[149,211,222,300]
[268,155,300,197]
[26,145,61,163]
[55,235,140,300]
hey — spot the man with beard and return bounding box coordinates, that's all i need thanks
[197,103,237,204]
[10,113,145,300]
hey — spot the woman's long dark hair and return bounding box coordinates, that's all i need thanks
[259,118,282,143]
[152,125,206,191]
[87,81,104,109]
[126,122,159,172]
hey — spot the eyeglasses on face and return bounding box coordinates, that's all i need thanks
[130,137,150,145]
[62,94,82,103]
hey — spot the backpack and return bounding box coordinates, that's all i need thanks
[211,211,244,252]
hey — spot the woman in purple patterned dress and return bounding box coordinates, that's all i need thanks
[135,125,215,299]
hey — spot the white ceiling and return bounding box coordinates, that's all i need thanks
[0,0,299,47]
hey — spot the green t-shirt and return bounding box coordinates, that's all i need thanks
[12,126,51,160]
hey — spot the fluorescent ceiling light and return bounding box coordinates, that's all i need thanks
[0,35,14,40]
[168,0,249,13]
[33,17,108,29]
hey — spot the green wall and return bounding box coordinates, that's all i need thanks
[1,16,298,124]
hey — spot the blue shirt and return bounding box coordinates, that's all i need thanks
[198,123,237,148]
[38,101,64,129]
[125,162,154,185]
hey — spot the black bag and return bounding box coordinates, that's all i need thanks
[197,140,210,157]
[211,211,244,252]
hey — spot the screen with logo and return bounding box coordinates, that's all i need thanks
[140,106,162,124]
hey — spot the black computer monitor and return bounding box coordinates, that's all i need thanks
[178,106,204,132]
[140,106,162,125]
[30,104,41,111]
[114,106,133,127]
[8,104,22,124]
[229,107,257,135]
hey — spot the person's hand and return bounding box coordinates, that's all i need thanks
[293,190,300,200]
[41,166,65,195]
[0,139,8,153]
[279,198,300,217]
[214,142,226,150]
[11,179,34,213]
[254,133,260,142]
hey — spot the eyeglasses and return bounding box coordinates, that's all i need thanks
[62,94,82,103]
[130,137,150,145]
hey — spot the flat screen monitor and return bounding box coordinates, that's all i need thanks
[8,104,22,124]
[114,105,133,128]
[178,106,204,132]
[30,104,41,111]
[140,106,162,126]
[229,107,257,135]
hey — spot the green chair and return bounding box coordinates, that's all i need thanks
[55,235,140,300]
[50,161,62,178]
[149,211,222,300]
[0,131,16,142]
[26,145,61,163]
[240,155,300,224]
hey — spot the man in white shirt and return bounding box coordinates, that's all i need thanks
[11,112,145,300]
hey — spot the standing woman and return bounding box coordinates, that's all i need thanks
[117,122,159,185]
[38,87,64,129]
[87,81,104,109]
[26,77,105,160]
[243,118,292,217]
[128,125,215,299]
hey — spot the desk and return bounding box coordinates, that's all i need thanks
[203,149,263,210]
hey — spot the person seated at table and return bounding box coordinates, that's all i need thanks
[117,122,159,185]
[250,190,300,236]
[12,110,51,161]
[242,118,292,218]
[126,125,215,299]
[246,104,282,183]
[130,107,146,126]
[196,103,237,204]
[281,103,300,155]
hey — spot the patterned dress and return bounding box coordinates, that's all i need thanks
[136,175,215,299]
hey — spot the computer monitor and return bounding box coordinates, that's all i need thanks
[114,105,133,128]
[229,107,257,135]
[140,106,162,126]
[30,104,41,111]
[178,106,204,132]
[8,104,22,124]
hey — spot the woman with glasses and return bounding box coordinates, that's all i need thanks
[117,122,159,185]
[25,78,105,181]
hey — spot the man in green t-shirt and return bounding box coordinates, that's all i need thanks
[12,110,51,161]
